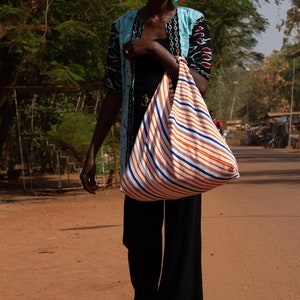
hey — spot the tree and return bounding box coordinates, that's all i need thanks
[279,0,300,113]
[185,0,273,70]
[0,0,133,163]
[250,53,290,118]
[280,0,300,36]
[205,51,292,124]
[0,0,282,166]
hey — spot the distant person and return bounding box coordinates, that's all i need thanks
[210,110,224,137]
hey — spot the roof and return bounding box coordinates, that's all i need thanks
[5,86,80,95]
[226,119,243,125]
[266,112,300,118]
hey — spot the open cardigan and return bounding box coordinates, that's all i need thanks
[105,7,211,174]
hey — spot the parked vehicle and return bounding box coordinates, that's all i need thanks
[262,133,287,149]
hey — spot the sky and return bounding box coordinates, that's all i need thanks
[254,0,291,56]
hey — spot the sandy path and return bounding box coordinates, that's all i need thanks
[1,146,299,299]
[0,189,133,300]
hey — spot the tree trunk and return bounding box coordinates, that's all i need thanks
[0,97,14,165]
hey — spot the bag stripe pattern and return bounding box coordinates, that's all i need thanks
[120,57,239,201]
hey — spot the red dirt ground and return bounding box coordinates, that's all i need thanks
[0,178,133,300]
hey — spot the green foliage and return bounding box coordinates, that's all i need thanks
[2,0,297,168]
[0,0,130,88]
[185,0,269,68]
[281,0,300,36]
[0,5,18,20]
[205,51,296,124]
[49,112,96,153]
[1,0,271,90]
[55,20,97,41]
[41,62,86,86]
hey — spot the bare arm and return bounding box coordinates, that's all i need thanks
[189,67,209,96]
[151,42,209,96]
[123,39,209,95]
[80,92,122,194]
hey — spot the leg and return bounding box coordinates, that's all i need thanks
[123,196,164,300]
[158,194,203,300]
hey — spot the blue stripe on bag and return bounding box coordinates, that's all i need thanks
[120,56,239,201]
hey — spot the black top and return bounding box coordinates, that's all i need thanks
[132,38,169,139]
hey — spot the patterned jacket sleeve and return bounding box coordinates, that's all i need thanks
[103,23,122,94]
[186,16,212,80]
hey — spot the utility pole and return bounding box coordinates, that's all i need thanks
[288,57,295,148]
[229,81,238,120]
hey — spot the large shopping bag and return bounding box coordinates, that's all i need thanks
[120,57,239,201]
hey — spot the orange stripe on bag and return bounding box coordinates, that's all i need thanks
[120,57,239,201]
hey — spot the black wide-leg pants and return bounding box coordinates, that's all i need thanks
[123,194,203,300]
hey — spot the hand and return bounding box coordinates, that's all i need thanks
[123,39,157,60]
[80,159,99,194]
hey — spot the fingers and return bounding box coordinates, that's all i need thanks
[123,39,142,60]
[123,45,133,60]
[80,173,99,195]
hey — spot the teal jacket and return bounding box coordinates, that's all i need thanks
[112,7,207,174]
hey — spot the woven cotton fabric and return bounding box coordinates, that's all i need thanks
[120,57,239,201]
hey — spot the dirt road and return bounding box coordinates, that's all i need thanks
[0,189,132,300]
[0,146,299,300]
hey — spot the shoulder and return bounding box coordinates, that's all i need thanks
[177,6,204,21]
[114,10,138,26]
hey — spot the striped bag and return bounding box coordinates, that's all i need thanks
[120,57,239,201]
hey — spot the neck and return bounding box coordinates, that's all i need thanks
[144,0,175,14]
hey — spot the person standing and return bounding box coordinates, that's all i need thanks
[80,1,212,299]
[210,110,224,137]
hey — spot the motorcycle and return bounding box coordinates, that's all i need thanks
[262,133,286,149]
